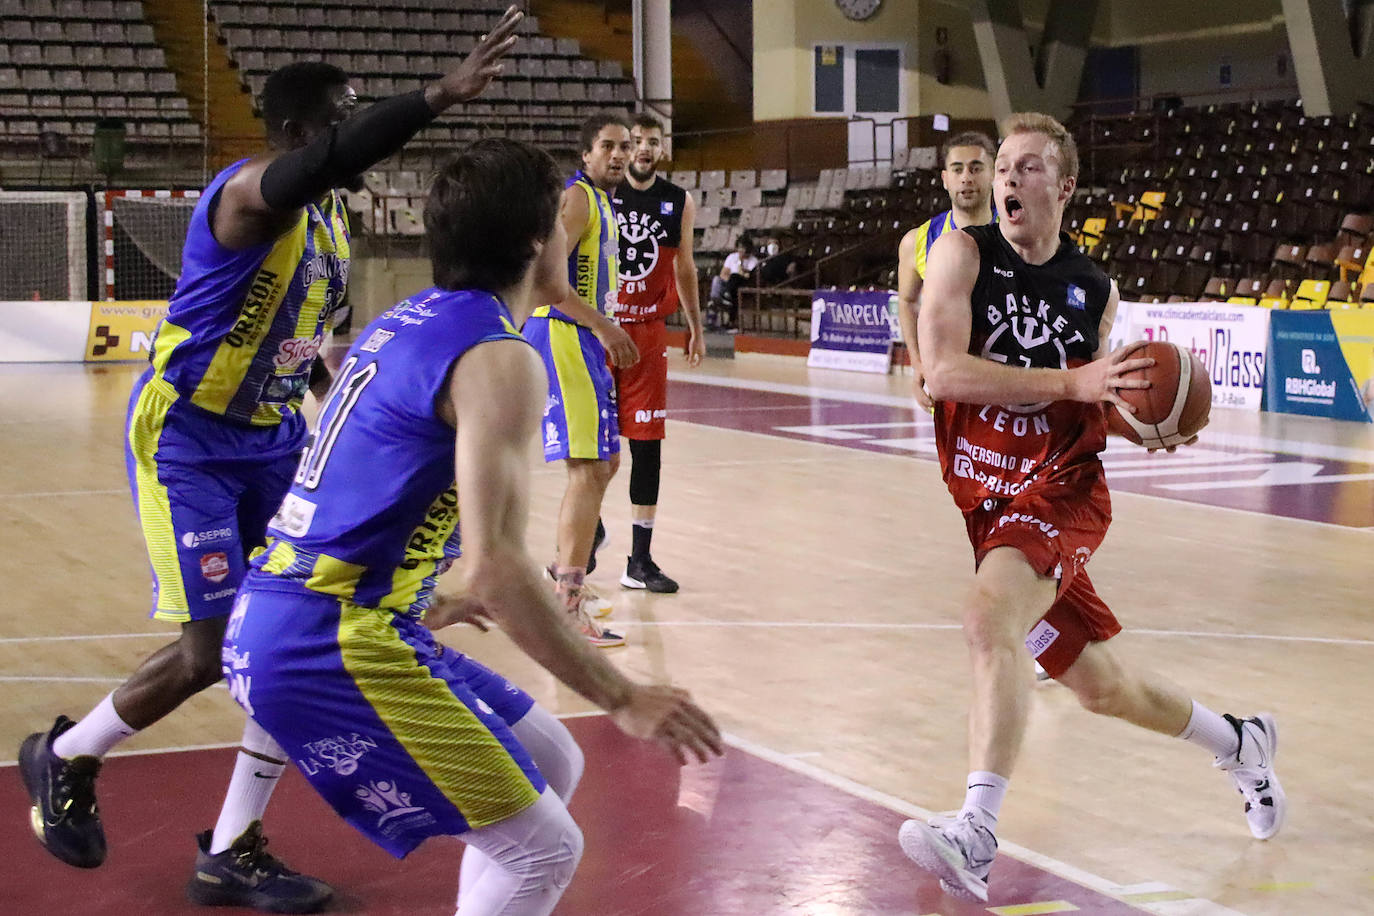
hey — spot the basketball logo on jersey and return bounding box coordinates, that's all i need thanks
[1067,284,1087,310]
[616,210,666,283]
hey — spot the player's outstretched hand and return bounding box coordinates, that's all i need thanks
[1072,340,1154,410]
[612,684,724,765]
[596,320,640,368]
[425,593,495,632]
[437,6,523,103]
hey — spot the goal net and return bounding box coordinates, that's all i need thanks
[100,190,201,301]
[0,191,87,300]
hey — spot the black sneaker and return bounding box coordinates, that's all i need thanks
[19,715,106,868]
[586,517,606,574]
[186,821,332,913]
[620,555,679,593]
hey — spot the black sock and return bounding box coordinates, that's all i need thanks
[631,522,653,561]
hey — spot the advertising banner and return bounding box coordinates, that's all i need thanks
[86,300,168,362]
[1126,301,1269,411]
[1265,310,1374,423]
[807,289,894,373]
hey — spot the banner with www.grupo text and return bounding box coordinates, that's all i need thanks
[1125,301,1270,411]
[807,289,895,373]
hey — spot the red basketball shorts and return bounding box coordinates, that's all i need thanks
[964,473,1121,678]
[613,319,668,440]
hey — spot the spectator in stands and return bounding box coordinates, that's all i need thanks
[757,234,798,285]
[17,11,524,914]
[708,235,759,328]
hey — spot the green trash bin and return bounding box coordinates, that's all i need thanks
[92,118,126,180]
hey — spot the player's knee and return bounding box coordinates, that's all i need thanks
[959,601,1020,656]
[178,639,227,692]
[495,793,584,890]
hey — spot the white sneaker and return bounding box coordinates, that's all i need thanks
[544,565,612,619]
[569,601,625,649]
[579,582,614,619]
[898,811,997,902]
[1214,713,1286,840]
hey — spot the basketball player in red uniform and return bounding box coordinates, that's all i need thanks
[608,112,705,593]
[898,113,1286,903]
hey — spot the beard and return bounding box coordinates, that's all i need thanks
[628,161,656,183]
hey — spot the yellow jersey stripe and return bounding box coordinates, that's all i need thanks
[337,603,541,828]
[127,376,189,619]
[192,211,308,416]
[548,320,599,457]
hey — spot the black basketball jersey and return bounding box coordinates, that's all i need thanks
[932,224,1113,512]
[963,223,1111,369]
[612,176,688,322]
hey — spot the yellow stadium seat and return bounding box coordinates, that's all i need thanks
[1291,279,1331,308]
[1258,297,1289,309]
[1226,296,1259,305]
[1327,300,1359,310]
[1136,190,1166,220]
[1079,217,1106,251]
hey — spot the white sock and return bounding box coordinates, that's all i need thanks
[52,693,138,759]
[1176,699,1241,758]
[960,771,1008,825]
[210,719,286,854]
[632,518,654,529]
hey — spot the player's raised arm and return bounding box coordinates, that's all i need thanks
[448,339,720,764]
[214,8,523,249]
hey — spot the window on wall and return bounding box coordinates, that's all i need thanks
[815,45,845,113]
[812,43,904,116]
[855,48,899,112]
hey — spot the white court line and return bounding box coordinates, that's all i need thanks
[5,623,1373,649]
[0,488,126,499]
[0,711,1244,914]
[670,370,1374,465]
[722,730,1248,916]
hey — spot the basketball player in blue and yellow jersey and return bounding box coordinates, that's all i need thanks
[522,113,639,647]
[18,10,524,913]
[896,131,997,411]
[225,138,721,916]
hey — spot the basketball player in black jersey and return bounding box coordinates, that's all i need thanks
[897,113,1285,904]
[607,113,705,592]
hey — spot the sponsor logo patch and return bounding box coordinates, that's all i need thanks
[181,527,234,549]
[1025,619,1060,657]
[200,552,230,583]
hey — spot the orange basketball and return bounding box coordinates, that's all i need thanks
[1105,341,1211,449]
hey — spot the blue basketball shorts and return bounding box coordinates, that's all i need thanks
[125,368,304,623]
[521,316,620,462]
[223,576,545,858]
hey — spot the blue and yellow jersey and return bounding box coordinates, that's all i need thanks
[911,208,997,279]
[149,159,351,427]
[251,287,526,615]
[532,170,618,322]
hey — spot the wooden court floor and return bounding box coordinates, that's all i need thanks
[1,354,1372,915]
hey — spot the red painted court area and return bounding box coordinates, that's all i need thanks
[2,716,1145,914]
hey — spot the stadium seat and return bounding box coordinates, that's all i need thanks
[1291,278,1331,308]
